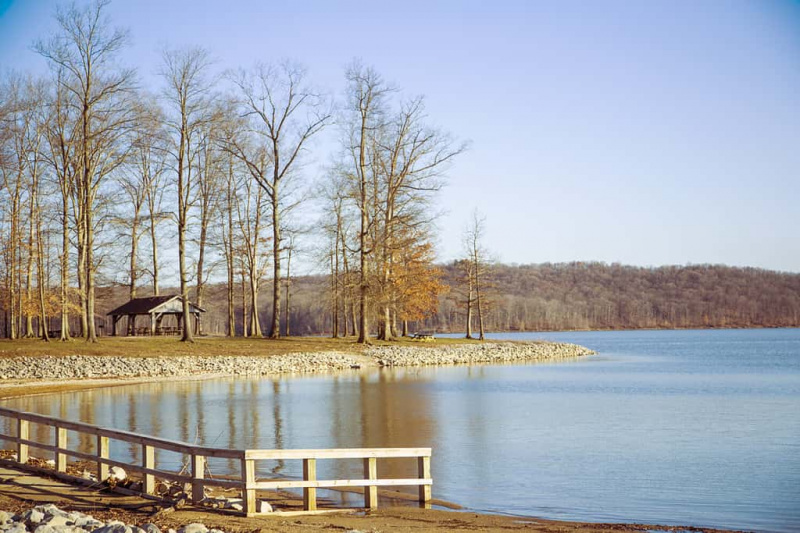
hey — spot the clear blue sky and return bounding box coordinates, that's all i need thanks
[2,0,799,272]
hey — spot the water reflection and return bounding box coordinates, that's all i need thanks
[1,369,438,487]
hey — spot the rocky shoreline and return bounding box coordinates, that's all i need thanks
[0,342,594,383]
[0,341,594,384]
[0,504,222,533]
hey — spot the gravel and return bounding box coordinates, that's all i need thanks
[369,341,594,366]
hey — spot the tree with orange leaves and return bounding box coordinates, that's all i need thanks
[392,238,448,337]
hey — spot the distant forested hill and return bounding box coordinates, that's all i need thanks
[87,262,800,336]
[430,262,800,332]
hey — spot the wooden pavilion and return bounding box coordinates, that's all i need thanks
[106,295,205,336]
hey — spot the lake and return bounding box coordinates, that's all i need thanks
[2,329,799,532]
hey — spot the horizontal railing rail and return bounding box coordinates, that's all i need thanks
[0,406,432,516]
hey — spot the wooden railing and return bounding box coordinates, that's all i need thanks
[0,406,432,516]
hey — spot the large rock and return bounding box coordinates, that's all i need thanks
[23,510,44,526]
[93,524,131,533]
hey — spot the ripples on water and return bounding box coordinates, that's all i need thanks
[2,329,799,533]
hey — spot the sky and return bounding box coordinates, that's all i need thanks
[1,0,799,273]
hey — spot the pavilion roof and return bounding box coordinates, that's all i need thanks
[106,295,205,316]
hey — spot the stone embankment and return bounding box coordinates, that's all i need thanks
[370,341,594,367]
[0,342,594,383]
[0,352,363,381]
[0,504,225,533]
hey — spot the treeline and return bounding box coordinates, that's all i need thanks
[431,262,800,332]
[0,1,459,342]
[53,262,800,337]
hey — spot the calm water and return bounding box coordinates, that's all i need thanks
[2,329,799,532]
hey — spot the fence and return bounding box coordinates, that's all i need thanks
[0,406,432,516]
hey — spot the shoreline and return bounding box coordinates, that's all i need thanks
[0,341,594,399]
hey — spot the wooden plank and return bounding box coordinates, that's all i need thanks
[16,439,58,453]
[303,458,317,511]
[191,454,205,505]
[242,459,256,517]
[97,435,109,481]
[142,444,155,494]
[54,427,67,472]
[251,478,432,490]
[245,448,432,460]
[17,419,28,465]
[363,457,377,510]
[418,455,432,507]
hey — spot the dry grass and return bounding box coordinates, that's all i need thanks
[0,335,477,359]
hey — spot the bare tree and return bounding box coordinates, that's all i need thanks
[342,63,390,343]
[193,115,224,332]
[227,62,330,339]
[35,0,137,342]
[134,95,169,297]
[160,46,215,342]
[0,75,29,340]
[373,96,462,340]
[234,172,269,337]
[464,209,489,340]
[43,67,78,340]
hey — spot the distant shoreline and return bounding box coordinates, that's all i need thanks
[437,324,800,335]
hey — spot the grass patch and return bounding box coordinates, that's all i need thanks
[0,335,477,359]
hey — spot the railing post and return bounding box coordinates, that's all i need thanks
[418,455,431,508]
[97,435,109,481]
[363,457,377,510]
[191,454,206,504]
[16,419,29,464]
[241,458,256,516]
[142,444,155,494]
[303,458,317,511]
[54,426,67,472]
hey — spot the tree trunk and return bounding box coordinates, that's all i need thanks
[85,194,98,342]
[35,183,48,342]
[195,221,207,335]
[249,272,261,337]
[59,192,70,341]
[149,209,159,295]
[241,269,249,338]
[465,267,474,339]
[24,192,35,337]
[268,191,281,338]
[476,283,485,341]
